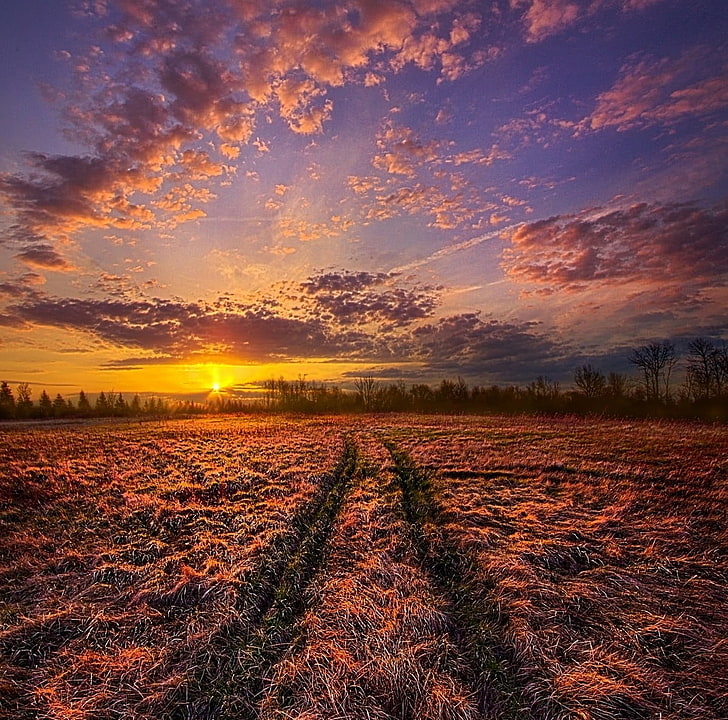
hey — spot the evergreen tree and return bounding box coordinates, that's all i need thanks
[77,390,92,415]
[130,394,141,415]
[114,393,128,416]
[96,391,110,415]
[53,393,68,417]
[38,390,53,418]
[0,381,16,419]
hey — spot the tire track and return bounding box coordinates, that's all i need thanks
[167,436,360,720]
[385,441,528,720]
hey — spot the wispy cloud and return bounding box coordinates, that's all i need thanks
[511,0,667,42]
[588,47,728,132]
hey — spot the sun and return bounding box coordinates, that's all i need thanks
[211,382,221,392]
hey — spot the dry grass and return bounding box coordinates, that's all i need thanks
[1,414,726,719]
[1,417,344,719]
[259,434,482,720]
[385,415,728,720]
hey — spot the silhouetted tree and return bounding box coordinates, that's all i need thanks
[355,376,380,411]
[16,383,32,419]
[525,376,561,412]
[574,364,606,399]
[96,391,110,415]
[607,372,629,399]
[114,393,128,416]
[77,390,92,415]
[38,390,53,418]
[685,338,728,402]
[53,393,69,417]
[629,341,677,403]
[0,381,15,419]
[410,383,435,411]
[437,377,469,409]
[130,394,141,415]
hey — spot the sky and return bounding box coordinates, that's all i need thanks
[1,0,727,399]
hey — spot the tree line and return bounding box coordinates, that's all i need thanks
[0,385,187,421]
[259,337,727,419]
[2,338,726,422]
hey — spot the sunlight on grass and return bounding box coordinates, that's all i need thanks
[1,415,726,719]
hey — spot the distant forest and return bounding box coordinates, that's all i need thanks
[2,338,727,422]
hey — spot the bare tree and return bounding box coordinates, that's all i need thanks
[686,338,728,401]
[607,372,629,398]
[16,383,32,418]
[354,376,380,411]
[629,341,678,402]
[574,364,606,398]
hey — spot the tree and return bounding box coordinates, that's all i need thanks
[629,341,678,403]
[0,381,16,419]
[53,393,69,418]
[38,390,53,418]
[77,390,92,415]
[686,338,728,401]
[528,376,560,400]
[16,383,32,418]
[606,372,629,399]
[410,383,434,410]
[114,393,128,416]
[354,376,380,411]
[96,391,110,415]
[437,377,469,409]
[574,364,606,399]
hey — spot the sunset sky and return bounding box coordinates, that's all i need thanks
[1,0,727,399]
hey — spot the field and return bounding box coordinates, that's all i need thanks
[1,415,726,720]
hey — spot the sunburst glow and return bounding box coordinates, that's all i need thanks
[0,1,726,397]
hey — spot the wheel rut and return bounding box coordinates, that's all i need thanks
[171,436,360,720]
[385,441,529,720]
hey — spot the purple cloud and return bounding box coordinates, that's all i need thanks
[502,200,728,293]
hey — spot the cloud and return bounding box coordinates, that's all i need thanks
[0,273,46,299]
[6,269,440,363]
[1,0,489,270]
[511,0,581,42]
[511,0,667,42]
[588,48,728,132]
[14,244,76,271]
[8,294,347,362]
[301,270,440,326]
[501,199,728,293]
[412,312,566,381]
[352,123,510,229]
[373,124,442,177]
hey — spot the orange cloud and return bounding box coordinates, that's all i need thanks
[589,49,728,132]
[511,0,668,42]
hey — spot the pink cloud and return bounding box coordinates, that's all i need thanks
[511,0,581,42]
[502,200,728,294]
[511,0,668,42]
[589,49,728,132]
[1,0,494,272]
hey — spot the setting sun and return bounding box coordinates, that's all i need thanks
[1,0,726,399]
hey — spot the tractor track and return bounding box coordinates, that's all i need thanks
[386,441,529,720]
[169,436,360,720]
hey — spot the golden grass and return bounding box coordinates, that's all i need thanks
[386,415,728,719]
[1,414,726,719]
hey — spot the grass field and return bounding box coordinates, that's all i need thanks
[1,415,726,720]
